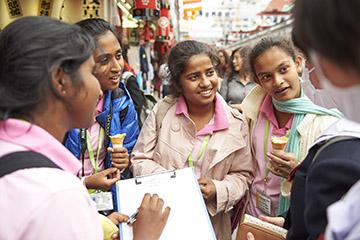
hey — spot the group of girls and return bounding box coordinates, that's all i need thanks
[2,0,360,238]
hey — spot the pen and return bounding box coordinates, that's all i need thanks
[126,210,139,225]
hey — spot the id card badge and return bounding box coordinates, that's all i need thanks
[90,191,114,211]
[255,190,272,215]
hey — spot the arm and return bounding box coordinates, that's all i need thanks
[206,122,254,215]
[305,144,360,239]
[131,103,168,176]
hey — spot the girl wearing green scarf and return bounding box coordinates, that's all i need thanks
[242,37,342,219]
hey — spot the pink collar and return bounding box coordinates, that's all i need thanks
[175,94,229,135]
[0,119,81,175]
[259,94,293,134]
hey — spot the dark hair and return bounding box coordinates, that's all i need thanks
[216,49,230,78]
[76,18,123,50]
[0,16,95,120]
[292,0,360,73]
[229,46,252,79]
[249,37,296,80]
[167,40,219,97]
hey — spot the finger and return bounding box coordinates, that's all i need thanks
[111,213,129,223]
[111,163,128,170]
[102,167,118,175]
[156,197,165,209]
[115,169,120,179]
[162,206,171,222]
[267,153,289,165]
[111,147,128,153]
[111,153,129,159]
[140,193,151,207]
[247,232,255,240]
[150,193,160,206]
[107,176,119,185]
[111,232,119,240]
[198,178,208,186]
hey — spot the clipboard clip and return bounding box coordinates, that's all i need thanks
[134,170,176,185]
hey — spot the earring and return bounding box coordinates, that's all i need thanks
[61,89,66,95]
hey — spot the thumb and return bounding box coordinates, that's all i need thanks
[247,232,255,240]
[102,167,118,175]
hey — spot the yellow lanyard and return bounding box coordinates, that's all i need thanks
[263,119,271,182]
[188,135,210,168]
[86,127,104,173]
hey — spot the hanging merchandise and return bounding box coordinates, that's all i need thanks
[139,21,155,42]
[132,0,160,19]
[156,5,170,42]
[128,28,140,46]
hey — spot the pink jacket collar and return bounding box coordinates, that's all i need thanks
[0,119,81,175]
[175,94,229,135]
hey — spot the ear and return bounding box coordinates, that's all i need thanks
[295,55,303,75]
[50,67,69,96]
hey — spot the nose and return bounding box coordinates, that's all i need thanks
[110,57,122,73]
[273,73,284,86]
[199,74,212,88]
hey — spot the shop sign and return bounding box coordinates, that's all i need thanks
[4,0,23,18]
[38,0,53,16]
[82,0,101,18]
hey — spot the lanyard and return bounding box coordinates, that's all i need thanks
[86,127,104,173]
[263,119,271,182]
[188,135,210,168]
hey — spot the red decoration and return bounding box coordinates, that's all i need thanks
[134,0,158,10]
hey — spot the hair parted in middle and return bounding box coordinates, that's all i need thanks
[167,40,220,97]
[249,37,296,82]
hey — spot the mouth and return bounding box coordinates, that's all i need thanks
[109,75,120,84]
[274,87,289,95]
[198,88,214,97]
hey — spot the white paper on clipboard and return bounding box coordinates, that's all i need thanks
[116,167,216,240]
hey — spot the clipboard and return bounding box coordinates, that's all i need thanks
[116,167,216,240]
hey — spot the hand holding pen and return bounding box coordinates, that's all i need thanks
[131,193,170,240]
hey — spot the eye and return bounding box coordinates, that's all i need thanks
[99,56,109,65]
[206,69,215,77]
[115,52,123,60]
[259,74,271,81]
[188,74,198,81]
[279,66,289,73]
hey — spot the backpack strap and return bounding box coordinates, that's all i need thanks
[155,95,177,130]
[121,71,134,85]
[0,151,60,178]
[311,136,357,165]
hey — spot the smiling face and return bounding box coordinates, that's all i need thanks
[93,30,124,92]
[254,47,302,101]
[179,54,218,108]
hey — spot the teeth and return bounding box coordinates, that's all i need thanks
[200,89,212,94]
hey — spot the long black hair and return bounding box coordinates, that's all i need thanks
[0,16,96,120]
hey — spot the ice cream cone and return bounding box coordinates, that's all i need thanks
[271,135,288,150]
[110,133,126,148]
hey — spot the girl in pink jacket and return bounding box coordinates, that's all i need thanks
[131,40,254,240]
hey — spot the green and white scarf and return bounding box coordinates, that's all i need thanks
[272,89,343,214]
